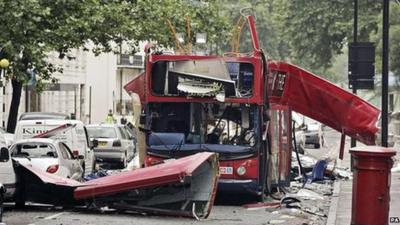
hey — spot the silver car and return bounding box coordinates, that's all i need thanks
[86,124,136,168]
[303,123,324,148]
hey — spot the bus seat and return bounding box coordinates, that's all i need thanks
[149,132,185,146]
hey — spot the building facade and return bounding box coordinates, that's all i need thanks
[0,47,144,128]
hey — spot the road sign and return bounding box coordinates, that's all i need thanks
[348,42,375,90]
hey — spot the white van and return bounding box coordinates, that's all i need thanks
[14,120,96,176]
[0,146,16,202]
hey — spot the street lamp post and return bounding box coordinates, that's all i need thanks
[351,0,358,149]
[382,0,389,147]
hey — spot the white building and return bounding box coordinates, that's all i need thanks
[0,46,145,127]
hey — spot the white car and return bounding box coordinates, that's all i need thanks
[299,122,324,149]
[14,119,96,176]
[10,139,84,180]
[86,124,136,168]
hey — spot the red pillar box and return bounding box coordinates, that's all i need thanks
[349,146,396,225]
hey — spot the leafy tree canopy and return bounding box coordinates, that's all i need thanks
[0,0,230,132]
[372,3,400,77]
[0,0,230,83]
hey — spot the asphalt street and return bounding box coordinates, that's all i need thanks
[2,204,285,225]
[2,128,342,225]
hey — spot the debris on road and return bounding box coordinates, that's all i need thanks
[331,167,353,179]
[294,189,325,200]
[14,152,219,219]
[242,201,281,210]
[83,169,109,181]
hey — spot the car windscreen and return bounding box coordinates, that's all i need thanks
[11,143,57,158]
[86,127,117,139]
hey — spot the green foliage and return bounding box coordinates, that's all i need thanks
[0,0,230,87]
[219,0,387,82]
[372,3,400,77]
[0,0,230,131]
[276,0,381,71]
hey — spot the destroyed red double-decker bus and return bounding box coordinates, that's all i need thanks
[138,16,275,198]
[124,15,380,198]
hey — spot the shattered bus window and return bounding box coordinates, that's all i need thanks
[150,60,253,98]
[147,103,258,155]
[226,62,254,97]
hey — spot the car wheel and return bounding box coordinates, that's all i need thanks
[120,153,127,169]
[15,188,26,209]
[81,163,86,176]
[92,156,97,172]
[314,143,320,149]
[0,190,4,222]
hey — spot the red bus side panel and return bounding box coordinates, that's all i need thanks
[268,61,380,145]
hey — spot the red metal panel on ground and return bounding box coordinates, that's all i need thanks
[268,61,380,145]
[123,72,145,103]
[74,152,215,199]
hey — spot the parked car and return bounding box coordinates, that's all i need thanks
[14,119,96,176]
[0,144,27,209]
[125,124,138,149]
[0,142,17,202]
[0,128,13,147]
[302,122,324,148]
[86,124,136,168]
[0,183,5,222]
[10,139,84,180]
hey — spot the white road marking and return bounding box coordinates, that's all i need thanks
[43,212,63,220]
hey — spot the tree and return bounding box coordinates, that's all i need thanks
[372,3,400,78]
[274,0,382,72]
[216,0,289,59]
[0,0,230,132]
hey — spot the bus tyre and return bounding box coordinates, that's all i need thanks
[265,155,273,197]
[257,193,268,202]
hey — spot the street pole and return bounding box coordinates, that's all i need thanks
[351,0,358,149]
[382,0,389,147]
[25,85,29,112]
[89,86,92,124]
[119,43,123,115]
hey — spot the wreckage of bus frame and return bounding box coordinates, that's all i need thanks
[124,15,380,200]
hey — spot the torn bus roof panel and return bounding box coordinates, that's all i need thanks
[268,61,380,145]
[13,152,219,219]
[74,152,216,198]
[16,161,88,187]
[123,72,145,103]
[13,163,89,206]
[74,152,219,219]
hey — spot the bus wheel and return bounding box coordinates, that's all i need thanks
[257,193,268,202]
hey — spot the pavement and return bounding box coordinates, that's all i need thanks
[327,140,400,225]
